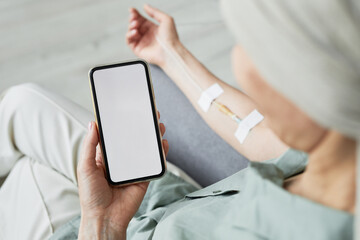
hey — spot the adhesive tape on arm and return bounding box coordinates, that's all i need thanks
[197,84,224,112]
[235,109,264,144]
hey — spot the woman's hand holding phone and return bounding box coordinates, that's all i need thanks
[77,113,168,240]
[79,4,174,238]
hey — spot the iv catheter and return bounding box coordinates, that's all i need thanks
[156,36,263,143]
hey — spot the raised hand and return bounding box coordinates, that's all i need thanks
[126,4,179,67]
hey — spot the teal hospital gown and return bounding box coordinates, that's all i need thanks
[51,149,353,239]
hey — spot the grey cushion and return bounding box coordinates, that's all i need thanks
[150,65,248,187]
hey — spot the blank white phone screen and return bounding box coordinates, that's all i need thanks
[93,63,163,183]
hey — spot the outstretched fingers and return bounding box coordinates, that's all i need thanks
[144,4,173,24]
[127,8,143,48]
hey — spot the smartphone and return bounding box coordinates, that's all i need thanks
[89,60,166,186]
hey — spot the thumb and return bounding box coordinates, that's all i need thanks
[144,4,172,23]
[79,121,99,174]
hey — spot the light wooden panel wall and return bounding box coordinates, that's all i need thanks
[0,0,236,111]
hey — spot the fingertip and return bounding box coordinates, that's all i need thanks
[143,4,168,23]
[131,8,141,16]
[129,13,135,21]
[143,3,154,16]
[129,20,137,28]
[144,3,154,9]
[163,139,169,155]
[126,30,141,48]
[79,122,99,172]
[129,7,140,14]
[89,121,97,133]
[160,123,166,135]
[129,8,141,21]
[131,28,138,35]
[86,121,99,144]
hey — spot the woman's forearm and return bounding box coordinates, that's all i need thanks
[160,42,287,161]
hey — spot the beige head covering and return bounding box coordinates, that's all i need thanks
[220,0,360,237]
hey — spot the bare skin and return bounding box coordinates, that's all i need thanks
[78,4,356,239]
[126,5,288,162]
[285,131,356,213]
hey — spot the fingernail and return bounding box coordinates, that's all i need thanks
[131,29,137,35]
[130,21,136,27]
[88,122,92,130]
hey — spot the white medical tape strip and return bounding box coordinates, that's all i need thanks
[197,84,224,112]
[235,109,264,144]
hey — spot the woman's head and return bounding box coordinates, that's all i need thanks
[221,0,360,148]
